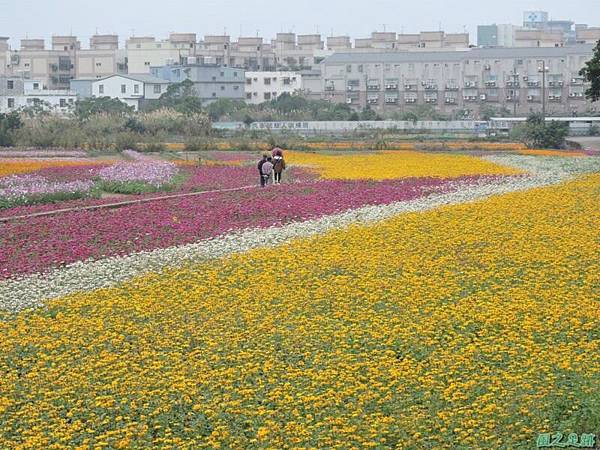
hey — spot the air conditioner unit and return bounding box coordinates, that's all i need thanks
[506,96,513,100]
[385,97,398,103]
[404,84,412,90]
[463,96,470,101]
[548,95,555,100]
[480,94,487,100]
[527,95,534,101]
[569,92,576,98]
[558,81,564,86]
[578,92,584,97]
[347,86,354,91]
[484,64,491,70]
[346,98,353,104]
[445,98,456,104]
[523,76,529,81]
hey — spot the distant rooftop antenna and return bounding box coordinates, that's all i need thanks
[383,24,387,32]
[439,22,442,31]
[130,28,135,37]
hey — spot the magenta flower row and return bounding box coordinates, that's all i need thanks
[0,175,497,279]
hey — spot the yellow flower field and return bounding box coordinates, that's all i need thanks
[286,150,522,179]
[1,174,598,449]
[518,149,587,157]
[0,160,102,178]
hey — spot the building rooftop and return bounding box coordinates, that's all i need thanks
[323,43,595,64]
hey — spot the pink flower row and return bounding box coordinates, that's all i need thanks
[0,175,500,279]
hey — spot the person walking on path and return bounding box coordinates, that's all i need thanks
[272,147,284,158]
[261,156,274,186]
[272,155,286,184]
[257,154,268,187]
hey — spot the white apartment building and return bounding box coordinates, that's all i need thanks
[70,74,171,111]
[0,76,76,113]
[126,34,196,74]
[244,71,302,104]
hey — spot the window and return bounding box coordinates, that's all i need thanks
[153,84,161,94]
[212,92,216,97]
[60,98,66,108]
[7,98,15,108]
[136,44,141,49]
[220,71,224,77]
[212,76,217,81]
[264,92,271,100]
[24,63,30,67]
[134,84,140,94]
[156,44,162,48]
[33,83,39,90]
[121,84,126,94]
[144,62,151,66]
[264,78,271,85]
[99,84,104,94]
[96,62,102,67]
[246,93,252,99]
[233,71,238,77]
[358,65,363,73]
[7,80,14,89]
[283,77,290,85]
[220,85,225,91]
[233,85,239,90]
[346,64,352,73]
[246,78,252,85]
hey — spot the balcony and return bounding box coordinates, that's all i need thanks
[405,97,417,104]
[484,81,497,87]
[385,84,399,90]
[444,97,456,104]
[527,95,540,103]
[385,96,398,104]
[367,96,379,104]
[424,97,438,104]
[505,81,520,88]
[548,81,564,87]
[568,92,585,99]
[445,85,459,91]
[424,84,438,91]
[570,77,585,85]
[548,95,562,102]
[404,84,418,91]
[464,81,478,88]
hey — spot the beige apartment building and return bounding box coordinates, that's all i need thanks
[576,27,600,44]
[320,44,596,118]
[126,33,196,73]
[7,35,126,89]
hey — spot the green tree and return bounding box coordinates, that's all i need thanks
[75,97,134,119]
[511,113,569,149]
[206,99,247,121]
[580,39,600,102]
[0,112,23,146]
[147,79,204,114]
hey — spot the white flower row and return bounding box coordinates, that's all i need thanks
[1,164,583,313]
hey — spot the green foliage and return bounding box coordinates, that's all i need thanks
[511,113,569,149]
[96,180,164,195]
[0,190,95,210]
[206,99,248,122]
[146,79,204,114]
[0,112,23,147]
[580,39,600,102]
[183,136,213,152]
[75,97,134,119]
[589,124,600,136]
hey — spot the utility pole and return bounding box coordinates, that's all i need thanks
[511,66,519,117]
[538,59,548,120]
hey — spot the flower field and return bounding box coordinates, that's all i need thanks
[0,145,599,449]
[286,150,522,180]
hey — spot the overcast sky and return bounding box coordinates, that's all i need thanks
[1,0,600,46]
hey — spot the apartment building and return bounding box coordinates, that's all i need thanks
[0,75,76,113]
[576,27,600,44]
[126,33,196,73]
[245,71,302,104]
[320,44,595,118]
[0,37,9,76]
[6,35,126,90]
[70,74,171,111]
[150,64,245,104]
[477,25,518,47]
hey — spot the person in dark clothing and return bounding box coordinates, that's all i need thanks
[257,154,268,186]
